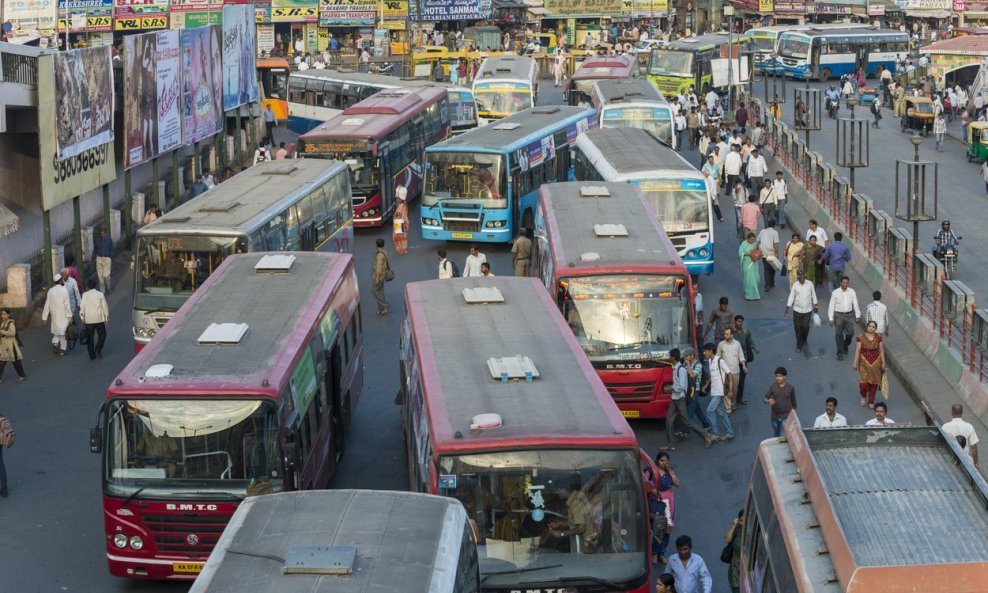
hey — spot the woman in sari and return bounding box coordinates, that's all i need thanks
[802,235,825,287]
[738,232,761,300]
[852,320,886,408]
[783,233,805,286]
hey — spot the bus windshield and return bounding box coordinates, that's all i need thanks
[335,151,378,189]
[778,37,810,59]
[135,235,243,312]
[423,152,507,208]
[751,35,776,52]
[104,398,284,497]
[474,84,532,117]
[561,274,691,361]
[602,107,673,146]
[648,50,693,77]
[438,449,645,588]
[638,181,709,233]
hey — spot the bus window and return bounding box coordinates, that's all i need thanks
[283,205,300,250]
[269,69,288,99]
[297,195,314,231]
[264,216,287,251]
[289,77,307,103]
[455,522,480,593]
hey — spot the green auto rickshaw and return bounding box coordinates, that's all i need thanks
[967,121,988,162]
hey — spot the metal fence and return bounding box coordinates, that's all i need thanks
[0,52,38,86]
[754,95,988,384]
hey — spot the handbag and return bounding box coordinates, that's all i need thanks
[66,323,81,341]
[880,372,890,400]
[749,246,764,262]
[720,541,735,564]
[385,268,395,282]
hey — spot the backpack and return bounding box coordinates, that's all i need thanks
[0,414,15,449]
[444,258,461,278]
[870,101,879,114]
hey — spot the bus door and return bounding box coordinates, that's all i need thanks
[379,146,395,215]
[326,343,346,460]
[856,46,869,74]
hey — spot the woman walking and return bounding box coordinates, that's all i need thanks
[739,232,761,300]
[802,235,824,287]
[654,451,679,564]
[784,233,805,286]
[853,320,886,408]
[724,510,744,593]
[0,309,26,382]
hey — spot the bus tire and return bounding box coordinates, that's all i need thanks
[820,68,831,81]
[522,209,534,231]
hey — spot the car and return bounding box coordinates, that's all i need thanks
[629,38,665,55]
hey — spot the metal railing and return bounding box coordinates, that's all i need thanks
[1,52,38,86]
[751,94,988,383]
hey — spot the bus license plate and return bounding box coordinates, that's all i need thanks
[173,562,205,574]
[451,232,472,239]
[622,410,640,418]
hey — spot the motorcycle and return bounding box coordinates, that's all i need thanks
[826,98,840,119]
[935,238,961,279]
[369,62,394,75]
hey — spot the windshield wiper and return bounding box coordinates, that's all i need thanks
[555,574,636,590]
[187,491,244,501]
[122,486,146,506]
[481,564,564,584]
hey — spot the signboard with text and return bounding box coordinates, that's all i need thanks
[773,0,806,12]
[543,0,621,14]
[318,0,406,26]
[271,0,317,20]
[57,0,113,33]
[409,0,491,20]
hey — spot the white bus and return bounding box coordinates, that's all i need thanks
[573,127,714,275]
[777,27,909,80]
[472,54,538,124]
[590,78,674,148]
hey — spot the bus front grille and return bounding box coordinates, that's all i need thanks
[141,514,228,554]
[444,219,480,233]
[606,381,656,399]
[670,236,687,249]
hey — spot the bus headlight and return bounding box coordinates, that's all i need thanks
[114,534,129,548]
[423,218,439,226]
[485,221,496,228]
[136,328,157,338]
[686,249,698,258]
[698,248,709,257]
[360,211,370,218]
[129,536,144,550]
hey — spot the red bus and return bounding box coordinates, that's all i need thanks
[298,86,451,227]
[91,252,363,580]
[399,276,653,593]
[566,54,640,108]
[532,181,695,420]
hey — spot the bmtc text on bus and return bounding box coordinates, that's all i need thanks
[532,181,695,420]
[131,160,353,350]
[421,105,597,244]
[399,276,653,593]
[299,86,451,227]
[92,252,363,580]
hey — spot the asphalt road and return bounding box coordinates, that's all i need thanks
[0,79,928,593]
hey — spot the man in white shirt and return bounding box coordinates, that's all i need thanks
[702,342,734,440]
[864,291,890,336]
[437,249,455,279]
[772,171,788,228]
[746,148,768,194]
[758,178,779,224]
[942,404,980,466]
[716,328,746,413]
[805,219,829,246]
[785,270,819,353]
[723,145,743,198]
[756,218,780,293]
[463,245,487,277]
[865,401,895,426]
[828,276,860,360]
[814,397,848,428]
[705,89,719,111]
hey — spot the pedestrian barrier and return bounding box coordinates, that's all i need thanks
[751,93,988,387]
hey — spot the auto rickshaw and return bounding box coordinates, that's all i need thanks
[900,95,935,136]
[534,33,557,54]
[967,121,988,162]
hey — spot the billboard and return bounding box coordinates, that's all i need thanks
[271,0,317,20]
[409,0,491,20]
[180,26,223,144]
[37,53,116,212]
[53,46,114,159]
[3,0,57,31]
[319,0,406,26]
[57,0,113,33]
[543,0,620,14]
[222,4,259,110]
[123,30,182,169]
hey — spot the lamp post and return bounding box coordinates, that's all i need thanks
[895,133,938,256]
[836,94,869,192]
[794,80,821,149]
[763,67,786,121]
[724,4,735,111]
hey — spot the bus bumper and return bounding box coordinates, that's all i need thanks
[107,553,202,581]
[685,260,714,276]
[421,226,512,243]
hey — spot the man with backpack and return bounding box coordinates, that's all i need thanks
[0,411,14,497]
[437,249,460,279]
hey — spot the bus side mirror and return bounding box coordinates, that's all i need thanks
[283,440,299,472]
[90,426,102,454]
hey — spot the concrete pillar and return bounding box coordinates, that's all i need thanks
[226,136,235,164]
[132,191,146,227]
[82,226,94,263]
[177,165,187,197]
[0,264,32,311]
[157,180,167,205]
[109,209,122,242]
[50,245,65,283]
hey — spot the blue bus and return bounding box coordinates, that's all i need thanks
[420,105,597,243]
[573,127,714,275]
[776,28,909,80]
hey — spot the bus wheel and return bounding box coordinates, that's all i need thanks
[820,68,831,82]
[522,209,534,231]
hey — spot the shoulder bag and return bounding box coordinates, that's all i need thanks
[384,254,395,282]
[749,246,764,262]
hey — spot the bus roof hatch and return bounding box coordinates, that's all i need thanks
[487,355,540,382]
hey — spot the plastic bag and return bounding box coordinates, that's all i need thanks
[812,312,822,327]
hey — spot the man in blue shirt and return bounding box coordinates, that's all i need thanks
[92,227,114,294]
[663,535,713,593]
[821,231,851,290]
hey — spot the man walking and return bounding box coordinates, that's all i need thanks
[93,227,114,293]
[702,343,734,442]
[756,218,780,292]
[784,270,819,353]
[757,178,778,225]
[865,401,895,425]
[813,397,848,428]
[437,249,456,279]
[716,328,746,412]
[723,144,743,197]
[828,276,861,360]
[371,238,391,315]
[463,245,487,277]
[80,278,109,360]
[763,367,797,437]
[732,315,757,405]
[865,290,890,337]
[740,195,761,239]
[942,404,980,466]
[772,171,789,228]
[663,535,713,593]
[746,148,768,194]
[263,104,277,142]
[934,113,946,152]
[702,296,734,343]
[42,274,72,356]
[822,232,851,289]
[666,348,717,448]
[511,228,532,276]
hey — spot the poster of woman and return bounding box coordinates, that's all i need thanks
[54,46,113,159]
[180,25,222,144]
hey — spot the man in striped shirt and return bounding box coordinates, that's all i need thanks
[865,291,890,337]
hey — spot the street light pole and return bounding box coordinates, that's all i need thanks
[911,133,923,252]
[724,4,734,111]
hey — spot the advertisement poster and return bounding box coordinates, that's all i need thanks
[53,46,114,159]
[180,26,223,144]
[4,0,57,31]
[543,0,620,14]
[57,0,113,33]
[257,23,275,51]
[271,0,317,21]
[222,4,259,110]
[409,0,491,20]
[124,30,182,169]
[630,0,668,16]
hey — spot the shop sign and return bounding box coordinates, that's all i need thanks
[271,0,317,21]
[953,0,966,10]
[257,23,275,50]
[409,0,492,21]
[630,0,668,17]
[758,0,773,12]
[543,0,621,14]
[812,1,852,12]
[773,0,806,12]
[114,13,168,27]
[255,4,270,21]
[730,0,759,10]
[867,2,885,13]
[899,0,950,8]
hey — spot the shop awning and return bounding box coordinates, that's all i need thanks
[528,6,549,14]
[0,204,19,237]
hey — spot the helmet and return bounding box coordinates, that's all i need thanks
[942,220,951,226]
